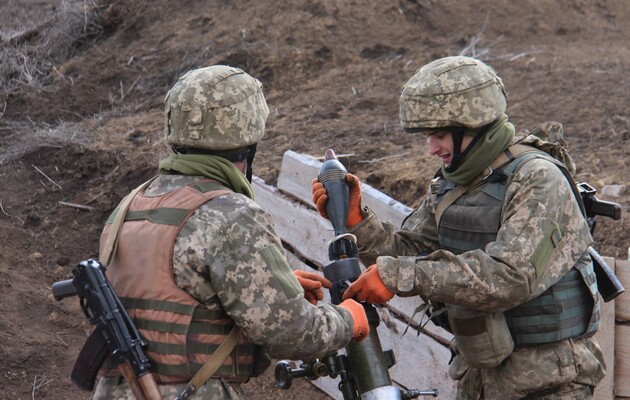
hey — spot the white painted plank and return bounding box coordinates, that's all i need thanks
[615,325,630,397]
[277,150,413,227]
[615,260,630,321]
[594,258,615,400]
[253,176,333,268]
[378,311,456,398]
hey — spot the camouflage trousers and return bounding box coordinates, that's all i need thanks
[457,378,593,400]
[452,337,605,400]
[520,381,593,399]
[92,376,247,399]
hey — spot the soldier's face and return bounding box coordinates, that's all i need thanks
[426,131,473,166]
[233,160,248,175]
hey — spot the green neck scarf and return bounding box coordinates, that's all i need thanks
[158,154,255,200]
[442,114,515,185]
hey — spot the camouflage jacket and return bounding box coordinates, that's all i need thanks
[93,174,353,400]
[350,156,606,398]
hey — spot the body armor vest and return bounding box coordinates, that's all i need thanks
[99,180,259,383]
[435,149,600,348]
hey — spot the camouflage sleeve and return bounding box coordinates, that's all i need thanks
[174,193,353,360]
[377,158,593,312]
[350,197,440,266]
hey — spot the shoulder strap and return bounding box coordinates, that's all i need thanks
[503,144,587,219]
[434,178,479,227]
[100,177,157,266]
[434,144,526,226]
[176,326,242,400]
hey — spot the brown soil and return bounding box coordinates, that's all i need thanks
[0,0,628,399]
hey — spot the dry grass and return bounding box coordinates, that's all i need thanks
[0,0,109,94]
[0,119,93,165]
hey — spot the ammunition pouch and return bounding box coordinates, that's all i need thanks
[447,305,514,369]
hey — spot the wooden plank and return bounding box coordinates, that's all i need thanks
[253,176,332,268]
[276,150,323,207]
[615,325,630,397]
[378,312,456,397]
[277,150,413,227]
[615,260,630,321]
[283,252,455,399]
[594,257,616,400]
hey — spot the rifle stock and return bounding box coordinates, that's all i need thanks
[588,247,625,302]
[118,359,165,400]
[138,372,163,400]
[576,183,625,302]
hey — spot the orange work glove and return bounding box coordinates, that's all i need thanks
[311,173,363,227]
[342,264,394,304]
[294,270,332,305]
[339,299,369,341]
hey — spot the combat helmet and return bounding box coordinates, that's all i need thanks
[399,56,506,130]
[399,56,507,171]
[165,65,269,152]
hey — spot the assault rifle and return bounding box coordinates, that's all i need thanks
[577,182,625,302]
[275,150,438,399]
[578,182,622,232]
[52,259,162,400]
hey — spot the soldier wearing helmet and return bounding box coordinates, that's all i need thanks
[93,66,369,399]
[313,56,605,399]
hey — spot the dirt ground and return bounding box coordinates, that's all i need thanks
[0,0,628,399]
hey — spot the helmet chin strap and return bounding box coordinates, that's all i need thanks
[245,143,257,183]
[446,127,466,172]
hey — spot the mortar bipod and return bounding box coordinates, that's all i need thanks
[274,353,439,399]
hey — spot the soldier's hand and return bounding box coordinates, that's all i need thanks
[311,173,363,227]
[342,264,394,304]
[294,270,332,305]
[345,173,363,226]
[311,178,329,220]
[339,299,369,341]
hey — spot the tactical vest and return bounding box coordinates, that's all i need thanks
[99,179,259,384]
[435,148,600,347]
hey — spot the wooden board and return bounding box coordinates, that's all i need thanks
[615,325,630,397]
[593,257,616,400]
[615,260,630,321]
[277,150,413,227]
[253,176,332,268]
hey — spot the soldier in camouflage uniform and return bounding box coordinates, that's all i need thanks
[92,66,369,399]
[312,56,606,399]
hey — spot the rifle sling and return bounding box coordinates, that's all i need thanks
[177,326,242,400]
[100,177,157,266]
